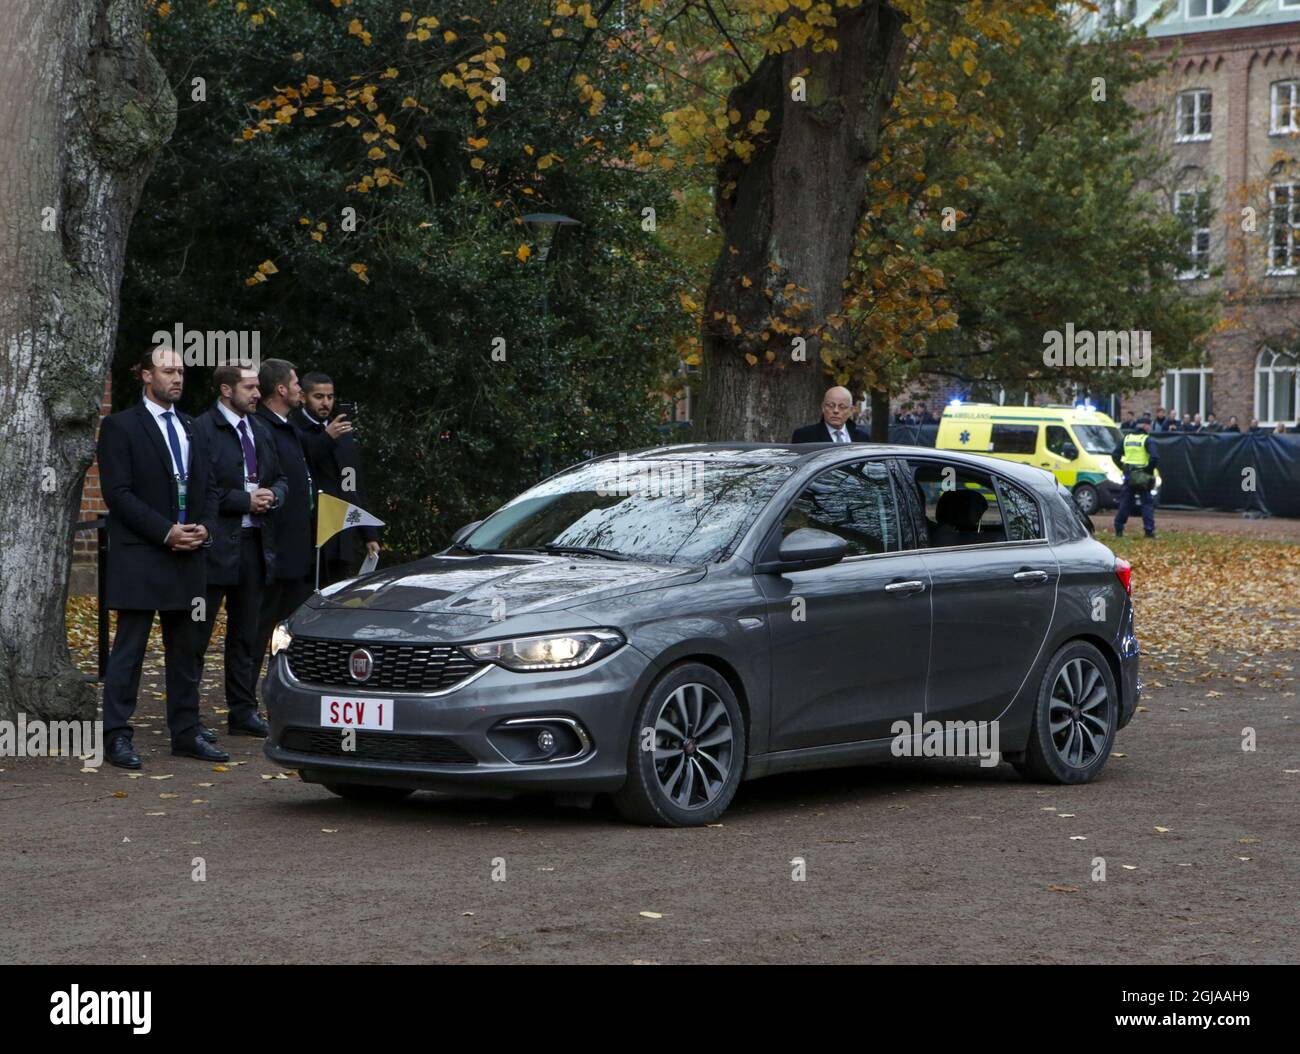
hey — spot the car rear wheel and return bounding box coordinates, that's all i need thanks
[1072,483,1100,516]
[611,663,746,827]
[322,783,416,803]
[1014,641,1117,784]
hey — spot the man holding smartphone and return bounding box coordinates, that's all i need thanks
[295,371,381,585]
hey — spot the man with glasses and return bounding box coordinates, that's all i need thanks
[790,386,869,444]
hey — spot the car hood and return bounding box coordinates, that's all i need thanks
[308,552,704,616]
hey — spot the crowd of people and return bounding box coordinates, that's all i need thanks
[1120,408,1296,434]
[97,346,379,770]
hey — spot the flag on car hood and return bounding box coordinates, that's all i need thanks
[316,492,385,547]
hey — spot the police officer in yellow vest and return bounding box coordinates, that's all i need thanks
[1111,419,1158,538]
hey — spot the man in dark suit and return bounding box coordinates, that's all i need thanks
[252,358,315,689]
[294,371,381,585]
[97,347,228,768]
[191,364,287,738]
[790,386,870,444]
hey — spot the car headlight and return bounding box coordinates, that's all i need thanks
[465,629,624,671]
[270,622,293,656]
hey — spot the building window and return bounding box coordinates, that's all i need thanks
[1185,0,1230,17]
[1175,90,1212,142]
[1255,349,1298,425]
[1161,368,1213,419]
[1108,0,1137,21]
[1175,190,1211,278]
[1271,81,1300,135]
[1269,183,1300,273]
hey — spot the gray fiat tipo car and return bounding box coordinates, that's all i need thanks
[263,443,1139,826]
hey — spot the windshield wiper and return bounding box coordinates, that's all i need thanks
[537,544,632,561]
[448,540,480,554]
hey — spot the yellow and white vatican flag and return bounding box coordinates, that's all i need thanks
[315,492,385,590]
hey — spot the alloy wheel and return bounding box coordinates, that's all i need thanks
[1049,657,1111,768]
[653,682,735,810]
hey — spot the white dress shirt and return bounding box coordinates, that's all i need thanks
[827,423,850,444]
[217,401,258,527]
[143,396,189,476]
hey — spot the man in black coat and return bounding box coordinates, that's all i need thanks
[191,364,287,738]
[294,371,381,584]
[252,358,315,689]
[97,347,228,769]
[790,386,870,444]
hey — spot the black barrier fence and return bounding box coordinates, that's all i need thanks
[886,426,1300,518]
[72,516,109,681]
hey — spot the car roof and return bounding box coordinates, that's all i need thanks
[587,442,1058,490]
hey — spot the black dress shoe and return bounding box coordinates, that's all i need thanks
[197,722,218,744]
[106,737,142,770]
[171,736,230,762]
[227,713,270,738]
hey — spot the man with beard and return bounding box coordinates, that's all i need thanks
[97,346,223,767]
[252,358,315,689]
[294,371,381,585]
[191,364,286,739]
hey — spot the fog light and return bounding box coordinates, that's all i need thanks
[536,729,556,753]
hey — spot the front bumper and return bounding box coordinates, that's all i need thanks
[262,645,649,795]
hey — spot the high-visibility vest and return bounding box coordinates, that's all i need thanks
[1122,433,1150,467]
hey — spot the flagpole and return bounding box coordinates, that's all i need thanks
[315,545,321,593]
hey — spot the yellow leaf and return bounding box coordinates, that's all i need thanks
[516,243,532,262]
[516,56,531,71]
[257,259,278,275]
[350,262,370,284]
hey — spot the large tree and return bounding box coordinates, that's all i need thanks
[0,0,174,719]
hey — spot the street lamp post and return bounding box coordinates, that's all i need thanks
[522,212,580,478]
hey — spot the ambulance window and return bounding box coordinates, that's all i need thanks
[1045,425,1073,457]
[990,424,1037,455]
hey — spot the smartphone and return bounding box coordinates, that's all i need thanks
[335,399,359,426]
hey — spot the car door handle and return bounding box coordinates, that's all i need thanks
[885,580,926,596]
[1013,570,1050,584]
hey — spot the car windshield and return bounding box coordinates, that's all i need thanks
[463,457,795,564]
[1073,424,1122,454]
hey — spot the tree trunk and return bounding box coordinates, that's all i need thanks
[697,2,906,442]
[870,385,891,443]
[0,0,175,719]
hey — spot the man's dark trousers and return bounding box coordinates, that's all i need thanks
[253,577,313,685]
[1114,483,1155,535]
[103,610,201,749]
[196,529,265,721]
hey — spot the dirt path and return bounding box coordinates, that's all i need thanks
[2,650,1296,965]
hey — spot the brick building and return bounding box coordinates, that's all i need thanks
[1104,0,1300,429]
[70,377,112,595]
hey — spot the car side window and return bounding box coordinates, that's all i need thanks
[780,461,899,556]
[997,478,1044,541]
[1045,425,1073,457]
[906,459,1008,548]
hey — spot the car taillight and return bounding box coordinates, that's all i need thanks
[1114,557,1132,596]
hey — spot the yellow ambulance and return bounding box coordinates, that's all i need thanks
[935,402,1156,514]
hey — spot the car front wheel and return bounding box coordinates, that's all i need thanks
[1014,641,1118,784]
[612,663,746,827]
[1072,483,1100,515]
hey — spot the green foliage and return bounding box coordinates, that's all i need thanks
[119,0,691,560]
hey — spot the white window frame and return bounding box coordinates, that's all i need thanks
[1283,0,1300,9]
[1175,189,1211,279]
[1175,89,1212,142]
[1160,368,1214,419]
[1185,0,1231,19]
[1268,183,1300,275]
[1271,81,1300,136]
[1255,349,1299,427]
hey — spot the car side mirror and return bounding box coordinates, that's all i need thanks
[1061,443,1079,460]
[451,520,482,545]
[755,527,849,575]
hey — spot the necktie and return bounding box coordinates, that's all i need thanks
[162,411,187,523]
[833,428,846,444]
[237,419,259,481]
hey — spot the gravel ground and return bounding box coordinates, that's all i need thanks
[2,650,1296,965]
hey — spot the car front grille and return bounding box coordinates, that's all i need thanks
[286,636,484,693]
[280,727,477,765]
